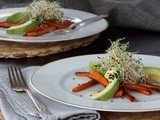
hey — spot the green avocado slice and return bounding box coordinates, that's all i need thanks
[7,12,30,23]
[6,19,40,35]
[91,67,120,101]
[89,62,106,76]
[143,67,160,83]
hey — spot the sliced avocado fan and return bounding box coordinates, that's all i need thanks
[7,12,30,23]
[91,67,120,101]
[6,19,40,35]
[144,67,160,83]
[89,62,106,76]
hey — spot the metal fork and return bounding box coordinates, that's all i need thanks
[8,66,52,115]
[52,15,108,35]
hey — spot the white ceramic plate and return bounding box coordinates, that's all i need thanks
[31,54,160,112]
[0,7,108,43]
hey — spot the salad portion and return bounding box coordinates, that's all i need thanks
[89,38,147,83]
[72,39,160,102]
[0,0,73,37]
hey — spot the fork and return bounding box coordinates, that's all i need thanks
[8,66,52,115]
[52,15,108,35]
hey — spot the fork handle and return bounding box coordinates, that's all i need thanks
[25,89,52,115]
[71,15,108,29]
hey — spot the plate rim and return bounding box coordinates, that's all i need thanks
[30,54,160,112]
[0,7,108,43]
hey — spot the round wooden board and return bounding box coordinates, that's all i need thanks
[0,34,99,58]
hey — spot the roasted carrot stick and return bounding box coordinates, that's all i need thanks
[72,79,98,92]
[25,24,57,37]
[123,82,160,93]
[25,29,49,37]
[88,70,109,87]
[114,88,123,97]
[134,90,151,95]
[123,90,138,102]
[25,20,72,37]
[122,82,152,95]
[75,72,90,77]
[123,84,150,92]
[46,20,73,29]
[0,21,7,24]
[0,21,22,28]
[26,24,47,33]
[138,83,160,92]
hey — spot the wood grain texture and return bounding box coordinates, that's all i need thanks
[100,111,160,120]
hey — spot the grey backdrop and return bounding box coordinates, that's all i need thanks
[1,0,160,31]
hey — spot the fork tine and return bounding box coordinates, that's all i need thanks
[12,66,22,89]
[8,66,17,89]
[15,67,27,88]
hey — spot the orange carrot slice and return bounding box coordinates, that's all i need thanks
[24,20,72,37]
[139,83,160,92]
[134,90,151,95]
[75,72,90,77]
[123,84,150,92]
[114,88,123,97]
[123,90,138,102]
[72,80,98,92]
[89,70,109,87]
[0,21,22,28]
[25,29,48,37]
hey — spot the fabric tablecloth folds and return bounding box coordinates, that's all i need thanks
[0,66,100,120]
[90,0,160,31]
[60,0,160,31]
